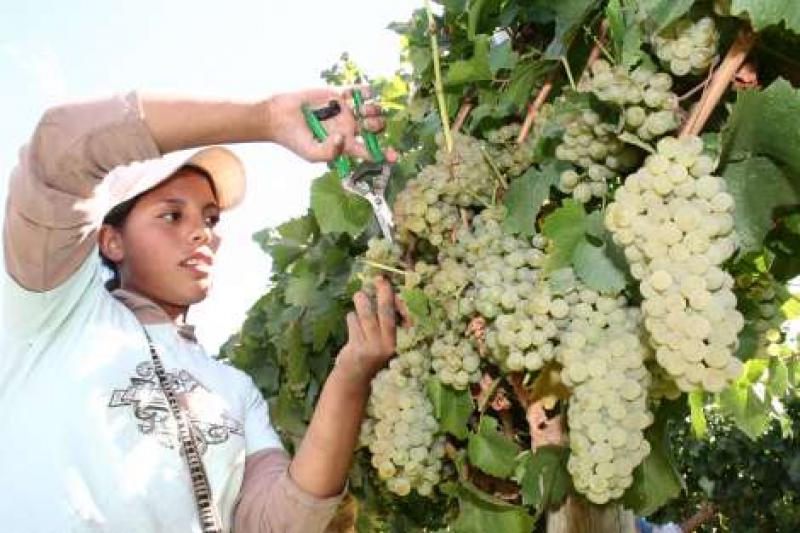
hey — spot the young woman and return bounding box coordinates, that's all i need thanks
[1,89,401,532]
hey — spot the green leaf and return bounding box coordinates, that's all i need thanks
[516,447,571,512]
[607,0,645,66]
[284,322,310,391]
[717,361,772,439]
[277,214,315,243]
[500,61,548,110]
[451,482,535,533]
[467,416,522,479]
[722,78,800,177]
[488,39,518,74]
[767,357,789,398]
[284,272,317,307]
[427,379,474,440]
[722,156,800,254]
[310,172,373,237]
[638,0,695,32]
[572,238,628,293]
[468,0,503,40]
[400,288,436,335]
[445,35,493,85]
[729,0,800,33]
[502,163,562,235]
[688,391,708,439]
[542,200,588,269]
[534,0,603,59]
[623,411,682,516]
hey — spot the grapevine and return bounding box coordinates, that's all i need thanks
[227,2,800,530]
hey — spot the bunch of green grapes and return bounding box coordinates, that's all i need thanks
[737,275,788,358]
[429,328,482,390]
[653,16,719,76]
[485,123,538,178]
[445,207,557,371]
[555,109,640,203]
[393,133,496,246]
[559,292,653,504]
[579,61,681,141]
[605,136,744,392]
[359,328,445,497]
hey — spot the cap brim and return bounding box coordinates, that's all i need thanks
[103,146,246,215]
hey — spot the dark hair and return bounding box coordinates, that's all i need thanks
[100,164,217,291]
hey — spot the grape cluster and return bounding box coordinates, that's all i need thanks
[393,133,496,246]
[444,207,557,371]
[605,136,744,392]
[485,123,538,178]
[555,108,640,203]
[562,323,653,504]
[359,328,445,497]
[429,329,482,389]
[653,16,719,76]
[738,275,787,358]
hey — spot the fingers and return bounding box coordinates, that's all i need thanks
[346,311,365,343]
[354,291,380,345]
[395,294,413,328]
[375,277,396,352]
[304,132,346,163]
[526,401,547,428]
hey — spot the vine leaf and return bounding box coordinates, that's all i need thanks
[502,162,562,236]
[284,272,317,307]
[427,379,474,440]
[688,391,708,439]
[467,416,522,479]
[310,171,373,237]
[622,410,682,516]
[400,288,437,335]
[542,202,628,293]
[718,359,773,439]
[637,0,694,32]
[722,78,800,177]
[606,0,645,66]
[445,35,493,85]
[722,156,800,254]
[516,446,571,513]
[534,0,603,59]
[488,39,519,74]
[449,481,536,533]
[728,0,800,33]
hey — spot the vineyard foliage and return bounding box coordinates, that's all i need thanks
[221,0,800,530]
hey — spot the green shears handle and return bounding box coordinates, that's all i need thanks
[351,90,385,165]
[301,104,351,179]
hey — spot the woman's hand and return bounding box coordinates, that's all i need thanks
[333,277,409,391]
[527,400,566,449]
[264,87,398,164]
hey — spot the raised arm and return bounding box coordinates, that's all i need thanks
[4,88,390,292]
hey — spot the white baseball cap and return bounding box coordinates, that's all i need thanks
[101,146,246,216]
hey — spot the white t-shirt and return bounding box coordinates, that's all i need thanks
[1,249,283,532]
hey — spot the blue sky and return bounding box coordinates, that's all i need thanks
[0,0,420,352]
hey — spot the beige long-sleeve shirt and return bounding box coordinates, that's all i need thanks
[1,92,342,532]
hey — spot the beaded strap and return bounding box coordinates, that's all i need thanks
[140,325,223,533]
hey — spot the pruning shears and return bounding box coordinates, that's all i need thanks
[301,89,395,242]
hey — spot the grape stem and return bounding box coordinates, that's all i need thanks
[359,259,409,276]
[480,145,508,190]
[678,56,719,102]
[424,0,453,153]
[580,19,612,76]
[517,70,557,144]
[507,372,532,410]
[680,23,757,137]
[452,100,474,132]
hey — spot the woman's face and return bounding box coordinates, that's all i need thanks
[101,168,222,319]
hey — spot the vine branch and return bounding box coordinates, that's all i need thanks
[517,71,557,144]
[424,0,453,153]
[452,100,474,132]
[680,24,757,137]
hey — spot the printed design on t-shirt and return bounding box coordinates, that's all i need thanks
[109,361,244,455]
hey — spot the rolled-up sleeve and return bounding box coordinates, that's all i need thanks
[3,92,160,291]
[233,449,345,533]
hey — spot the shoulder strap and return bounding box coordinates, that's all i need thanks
[140,325,223,533]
